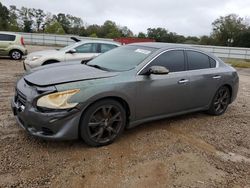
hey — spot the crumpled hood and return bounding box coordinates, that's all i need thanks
[24,64,118,87]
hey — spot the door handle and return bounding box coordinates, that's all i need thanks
[178,79,189,84]
[212,75,221,79]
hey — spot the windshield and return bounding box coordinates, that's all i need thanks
[87,45,157,71]
[59,42,78,51]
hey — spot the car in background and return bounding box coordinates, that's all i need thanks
[0,32,27,60]
[23,40,120,70]
[12,43,238,147]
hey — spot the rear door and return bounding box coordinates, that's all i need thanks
[65,43,99,62]
[99,43,118,54]
[0,34,16,55]
[185,50,222,108]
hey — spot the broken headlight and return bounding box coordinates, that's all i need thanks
[37,89,80,109]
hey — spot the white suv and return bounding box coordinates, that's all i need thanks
[24,40,120,70]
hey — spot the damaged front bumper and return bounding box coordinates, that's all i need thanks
[11,98,82,140]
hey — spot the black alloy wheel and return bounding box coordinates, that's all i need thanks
[80,99,126,146]
[208,86,230,115]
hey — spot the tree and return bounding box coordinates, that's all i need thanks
[100,20,122,38]
[83,24,102,37]
[184,36,200,44]
[0,2,10,30]
[147,27,169,42]
[199,35,215,45]
[120,26,133,37]
[212,14,246,46]
[56,13,70,33]
[235,29,250,47]
[44,21,65,34]
[33,8,46,32]
[8,5,20,31]
[138,32,147,38]
[19,7,34,32]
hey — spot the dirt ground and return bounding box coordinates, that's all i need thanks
[0,45,250,188]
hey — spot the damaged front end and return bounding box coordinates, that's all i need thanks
[11,78,82,140]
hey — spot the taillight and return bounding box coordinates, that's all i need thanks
[21,36,25,46]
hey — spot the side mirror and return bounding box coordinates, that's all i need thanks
[146,66,169,75]
[66,49,76,54]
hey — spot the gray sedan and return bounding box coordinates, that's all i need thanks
[11,43,239,146]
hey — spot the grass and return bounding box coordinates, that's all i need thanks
[224,58,250,68]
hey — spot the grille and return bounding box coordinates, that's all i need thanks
[15,89,27,106]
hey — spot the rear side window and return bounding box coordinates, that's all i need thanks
[75,43,98,53]
[150,50,185,72]
[100,44,117,53]
[209,57,216,68]
[187,51,210,70]
[0,34,16,41]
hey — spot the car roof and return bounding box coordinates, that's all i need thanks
[78,40,121,46]
[0,31,20,36]
[128,42,219,60]
[129,42,198,50]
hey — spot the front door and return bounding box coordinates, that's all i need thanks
[65,43,99,62]
[136,50,192,120]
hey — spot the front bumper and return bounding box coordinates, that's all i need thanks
[11,98,82,140]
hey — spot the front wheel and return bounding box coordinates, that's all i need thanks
[10,50,22,60]
[80,99,126,147]
[207,86,231,115]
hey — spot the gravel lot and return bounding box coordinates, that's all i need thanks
[0,45,250,188]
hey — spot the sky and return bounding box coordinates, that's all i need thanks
[2,0,250,36]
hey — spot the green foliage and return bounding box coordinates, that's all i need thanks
[44,21,65,34]
[138,32,146,38]
[212,14,246,46]
[225,58,250,68]
[0,2,10,30]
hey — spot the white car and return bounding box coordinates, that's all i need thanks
[24,40,120,70]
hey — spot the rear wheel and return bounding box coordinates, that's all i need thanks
[10,50,22,60]
[207,86,230,115]
[80,99,126,147]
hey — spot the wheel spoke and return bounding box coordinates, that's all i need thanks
[88,121,102,127]
[214,100,220,105]
[102,106,112,117]
[222,92,228,100]
[106,126,117,134]
[109,112,121,123]
[90,127,104,138]
[215,103,221,111]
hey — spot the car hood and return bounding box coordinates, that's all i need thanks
[24,64,118,87]
[27,50,59,57]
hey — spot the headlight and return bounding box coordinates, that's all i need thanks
[30,55,42,61]
[37,89,80,109]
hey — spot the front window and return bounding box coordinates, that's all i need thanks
[59,43,78,51]
[75,43,98,53]
[149,50,185,72]
[87,45,157,71]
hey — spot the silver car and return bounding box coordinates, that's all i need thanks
[23,40,120,70]
[12,43,239,147]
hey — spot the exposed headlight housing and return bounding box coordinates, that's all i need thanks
[37,89,80,109]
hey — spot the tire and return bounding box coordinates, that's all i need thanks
[42,60,59,65]
[207,86,231,115]
[80,99,126,147]
[10,50,22,60]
